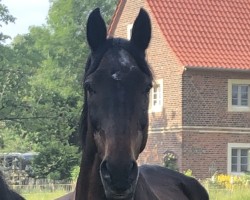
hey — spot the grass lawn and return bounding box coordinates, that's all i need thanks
[21,190,68,200]
[20,187,250,200]
[208,188,250,200]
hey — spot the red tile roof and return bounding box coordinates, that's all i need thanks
[147,0,250,70]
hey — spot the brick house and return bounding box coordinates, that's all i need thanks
[108,0,250,179]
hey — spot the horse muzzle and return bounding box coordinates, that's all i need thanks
[100,160,139,199]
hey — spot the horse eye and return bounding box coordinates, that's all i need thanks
[84,82,95,94]
[144,84,152,94]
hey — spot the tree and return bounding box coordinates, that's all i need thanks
[0,0,34,152]
[0,0,15,42]
[32,141,80,179]
[0,0,117,179]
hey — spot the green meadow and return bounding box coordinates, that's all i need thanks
[19,187,250,200]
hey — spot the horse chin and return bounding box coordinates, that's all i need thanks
[102,182,136,200]
[104,188,135,200]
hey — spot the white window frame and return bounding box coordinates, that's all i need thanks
[228,79,250,112]
[227,143,250,175]
[149,79,163,113]
[127,24,133,40]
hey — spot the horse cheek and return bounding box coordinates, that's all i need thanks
[94,132,106,159]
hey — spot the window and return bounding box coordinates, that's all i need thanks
[149,79,163,112]
[232,85,248,106]
[127,24,133,39]
[228,79,250,112]
[228,143,250,174]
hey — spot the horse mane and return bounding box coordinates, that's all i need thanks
[79,37,153,152]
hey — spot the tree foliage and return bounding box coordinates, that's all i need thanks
[0,0,117,179]
[0,0,15,42]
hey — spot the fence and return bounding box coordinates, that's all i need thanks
[10,178,75,194]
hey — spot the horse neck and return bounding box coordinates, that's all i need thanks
[75,149,106,200]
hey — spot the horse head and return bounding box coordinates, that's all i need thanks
[82,8,152,199]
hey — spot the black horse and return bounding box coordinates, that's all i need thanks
[0,174,25,200]
[58,8,209,200]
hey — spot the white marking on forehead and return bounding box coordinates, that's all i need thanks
[111,49,137,81]
[118,49,136,70]
[118,50,130,66]
[112,72,121,81]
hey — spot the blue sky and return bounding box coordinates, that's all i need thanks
[2,0,50,43]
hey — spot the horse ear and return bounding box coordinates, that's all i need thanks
[130,8,151,51]
[87,8,107,51]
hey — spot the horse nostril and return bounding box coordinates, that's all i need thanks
[129,161,136,172]
[100,160,111,183]
[128,161,138,180]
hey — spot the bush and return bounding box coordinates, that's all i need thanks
[183,169,193,177]
[32,143,80,180]
[71,166,80,182]
[209,173,250,190]
[163,151,178,171]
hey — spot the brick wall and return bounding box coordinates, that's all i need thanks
[182,131,250,179]
[183,69,250,127]
[138,132,183,171]
[138,130,250,179]
[182,69,250,178]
